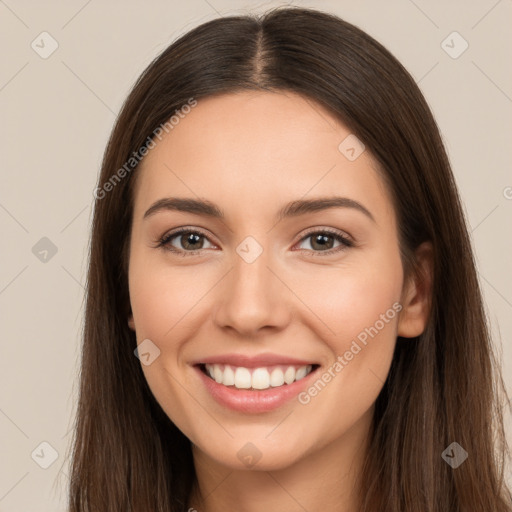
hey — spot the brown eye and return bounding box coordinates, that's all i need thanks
[296,229,353,255]
[156,227,353,257]
[177,232,205,250]
[159,228,216,254]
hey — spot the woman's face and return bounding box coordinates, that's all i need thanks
[127,91,423,471]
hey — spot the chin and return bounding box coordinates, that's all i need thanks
[193,434,313,472]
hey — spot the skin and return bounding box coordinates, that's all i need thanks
[127,90,432,512]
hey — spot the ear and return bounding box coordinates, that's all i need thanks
[128,311,136,331]
[397,241,433,338]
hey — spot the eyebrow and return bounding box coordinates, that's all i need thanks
[143,196,375,223]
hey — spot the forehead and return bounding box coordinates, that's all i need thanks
[132,91,395,227]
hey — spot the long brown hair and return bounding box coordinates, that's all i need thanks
[68,6,512,511]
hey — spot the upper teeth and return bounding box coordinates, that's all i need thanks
[204,364,313,390]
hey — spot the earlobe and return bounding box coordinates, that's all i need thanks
[128,313,136,331]
[397,241,434,338]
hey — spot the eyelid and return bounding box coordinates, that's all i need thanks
[294,226,354,246]
[292,227,354,256]
[157,226,218,254]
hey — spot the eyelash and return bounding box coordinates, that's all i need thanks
[155,226,354,257]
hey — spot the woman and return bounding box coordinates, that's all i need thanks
[68,6,512,511]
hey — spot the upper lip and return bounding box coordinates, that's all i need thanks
[192,352,318,368]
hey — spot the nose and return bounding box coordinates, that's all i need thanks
[212,245,292,338]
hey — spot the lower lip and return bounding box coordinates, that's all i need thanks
[194,365,318,413]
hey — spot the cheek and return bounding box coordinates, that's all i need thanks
[128,255,207,435]
[302,258,403,352]
[294,250,403,415]
[128,252,209,340]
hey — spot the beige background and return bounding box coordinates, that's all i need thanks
[0,0,510,510]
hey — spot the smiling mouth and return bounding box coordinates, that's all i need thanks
[198,363,319,391]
